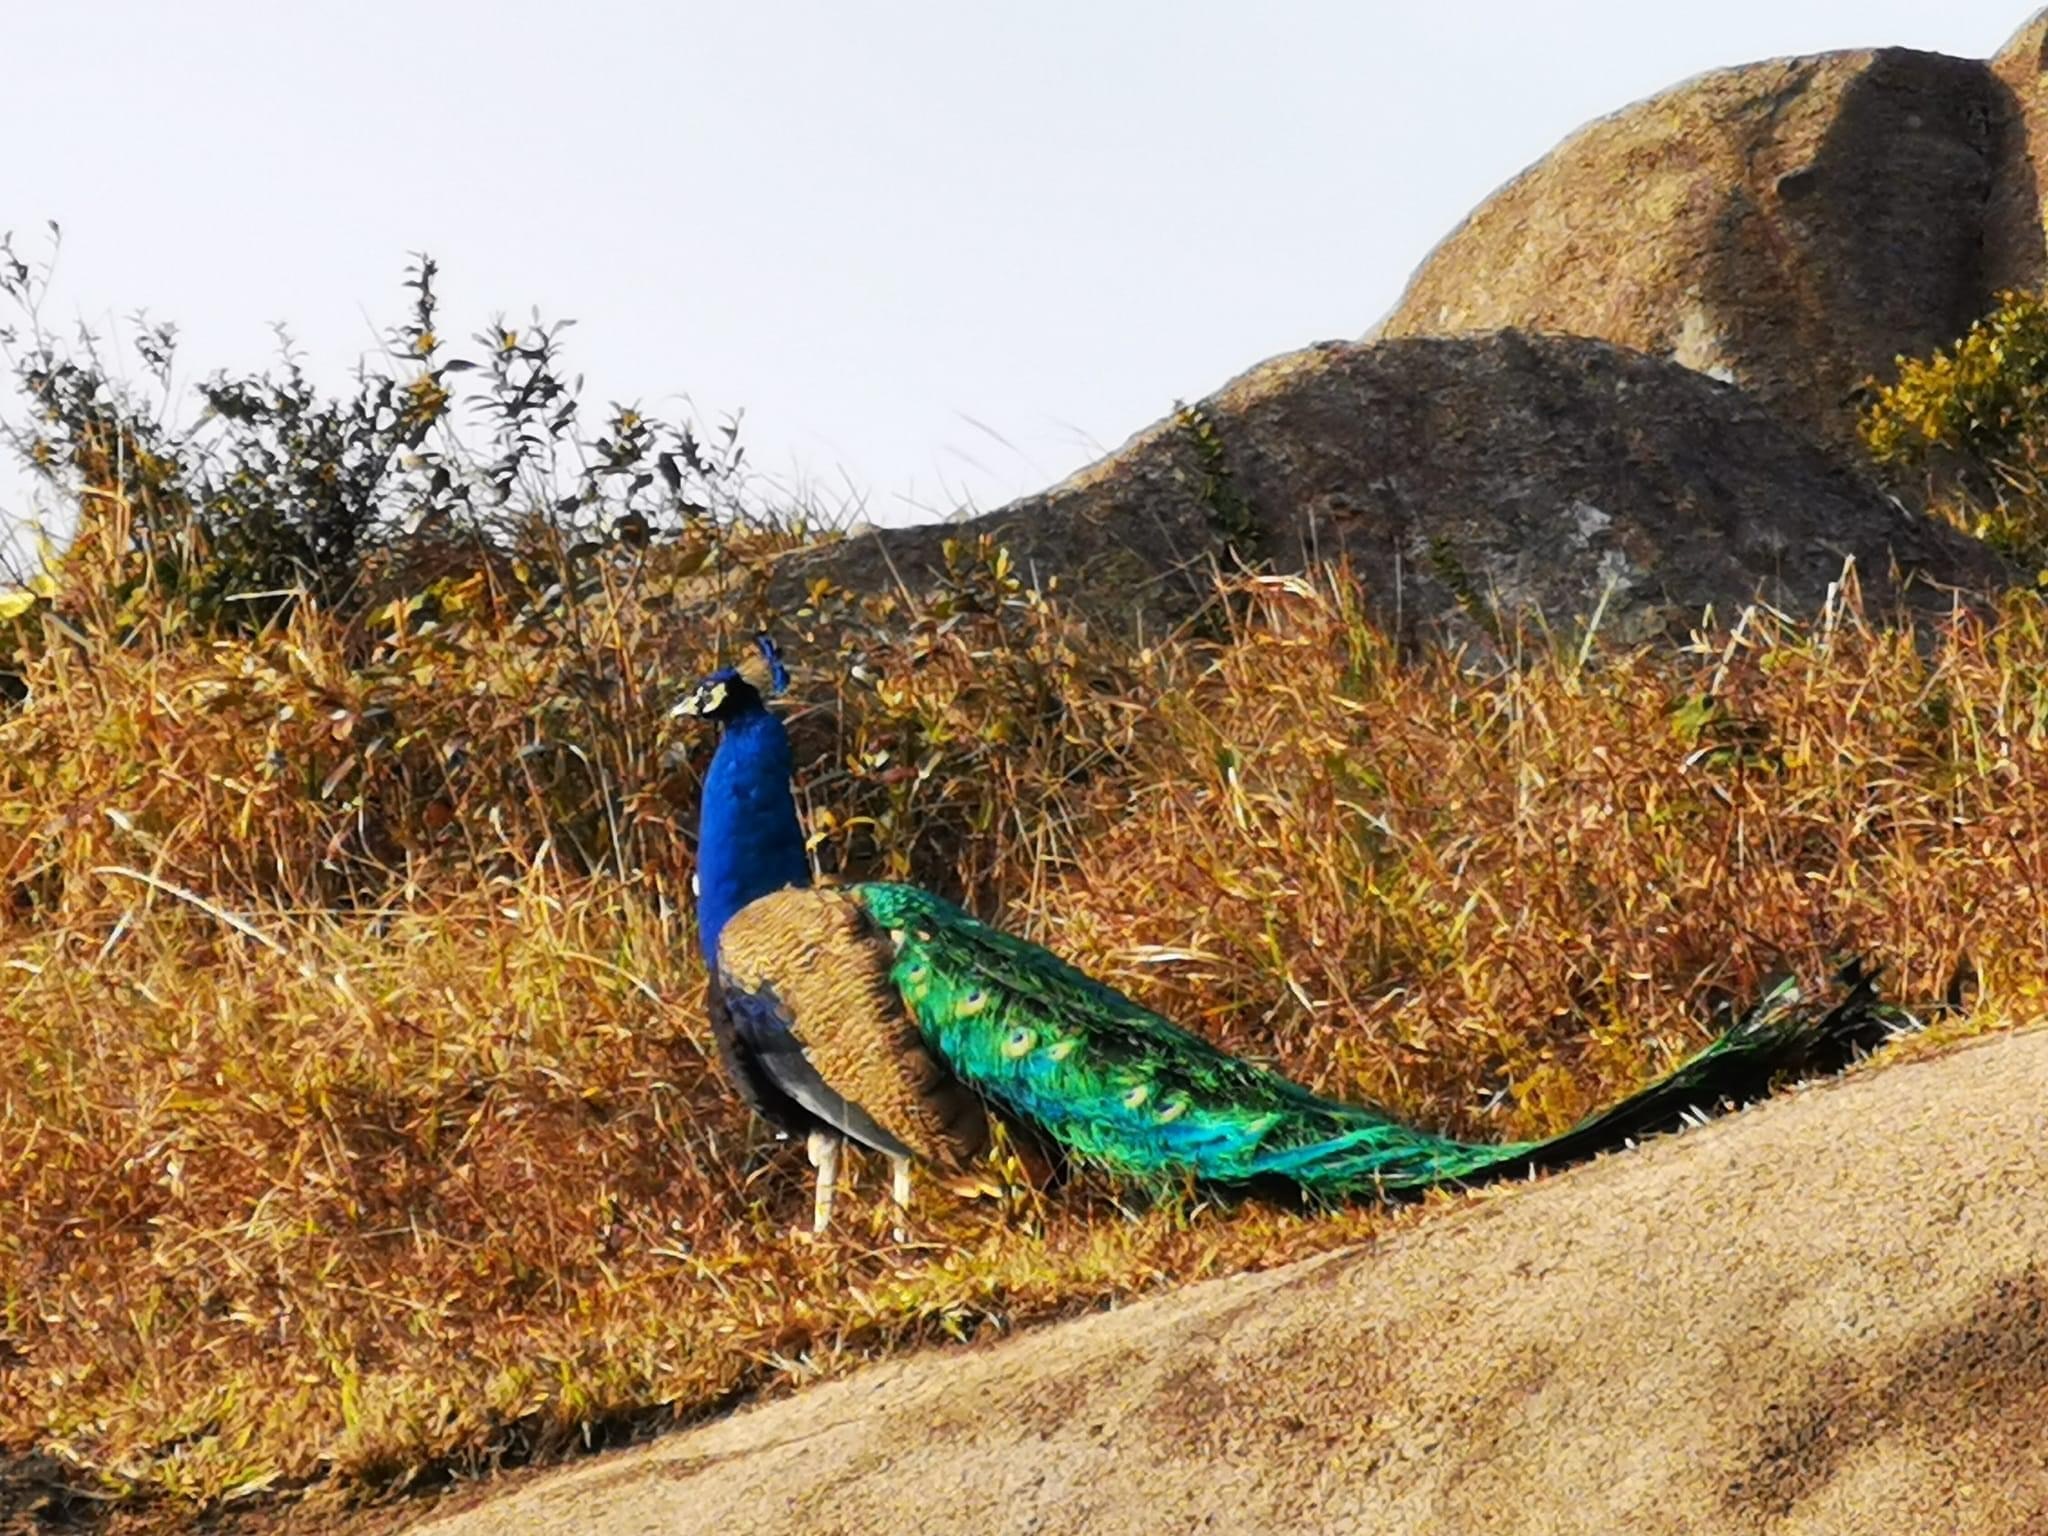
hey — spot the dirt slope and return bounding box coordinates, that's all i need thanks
[408,1027,2048,1535]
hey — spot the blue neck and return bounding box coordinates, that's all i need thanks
[695,702,811,966]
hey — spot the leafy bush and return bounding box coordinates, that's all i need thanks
[0,231,779,638]
[1860,289,2048,564]
[1861,290,2048,467]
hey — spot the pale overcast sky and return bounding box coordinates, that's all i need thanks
[0,1,2036,547]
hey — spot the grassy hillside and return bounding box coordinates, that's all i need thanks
[2,265,2043,1527]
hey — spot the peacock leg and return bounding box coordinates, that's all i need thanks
[888,1153,913,1242]
[807,1129,842,1234]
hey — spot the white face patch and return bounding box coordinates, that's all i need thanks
[672,680,729,718]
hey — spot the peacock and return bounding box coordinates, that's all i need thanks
[675,635,1887,1232]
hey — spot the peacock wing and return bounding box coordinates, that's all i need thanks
[852,883,1351,1179]
[716,886,988,1169]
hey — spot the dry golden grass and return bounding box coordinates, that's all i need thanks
[2,549,2041,1528]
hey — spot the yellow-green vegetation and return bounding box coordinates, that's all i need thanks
[1,259,2044,1527]
[1861,288,2048,565]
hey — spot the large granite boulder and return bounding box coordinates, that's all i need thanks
[773,331,2009,649]
[1377,28,2048,456]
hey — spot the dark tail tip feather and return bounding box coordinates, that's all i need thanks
[1475,957,1900,1185]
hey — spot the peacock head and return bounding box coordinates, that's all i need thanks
[669,633,789,722]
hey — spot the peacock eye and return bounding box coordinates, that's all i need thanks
[1122,1083,1150,1109]
[1002,1026,1036,1059]
[958,988,988,1016]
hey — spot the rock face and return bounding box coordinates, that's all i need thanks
[409,1027,2048,1536]
[1378,31,2048,456]
[1989,13,2048,293]
[776,332,2007,648]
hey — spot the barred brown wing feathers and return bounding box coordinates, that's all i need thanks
[717,887,988,1168]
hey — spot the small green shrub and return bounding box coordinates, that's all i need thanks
[1860,289,2048,565]
[1861,290,2048,468]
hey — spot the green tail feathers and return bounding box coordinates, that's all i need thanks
[852,882,1890,1198]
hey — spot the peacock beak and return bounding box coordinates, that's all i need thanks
[669,678,728,719]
